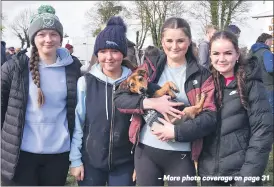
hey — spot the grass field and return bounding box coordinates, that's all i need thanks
[65,147,273,186]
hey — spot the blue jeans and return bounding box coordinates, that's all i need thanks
[267,90,274,115]
[78,162,135,186]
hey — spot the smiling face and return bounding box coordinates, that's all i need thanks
[210,38,240,78]
[34,29,61,56]
[97,48,123,74]
[161,28,191,62]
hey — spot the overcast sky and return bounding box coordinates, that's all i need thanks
[1,1,273,61]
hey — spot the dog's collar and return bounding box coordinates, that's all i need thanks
[141,93,149,98]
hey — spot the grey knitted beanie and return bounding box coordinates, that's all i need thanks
[28,5,63,46]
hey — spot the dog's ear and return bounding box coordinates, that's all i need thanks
[118,79,130,91]
[137,69,147,77]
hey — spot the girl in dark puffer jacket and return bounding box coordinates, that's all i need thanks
[199,31,273,186]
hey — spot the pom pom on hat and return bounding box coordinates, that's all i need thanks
[38,5,56,14]
[106,16,127,33]
[94,16,128,57]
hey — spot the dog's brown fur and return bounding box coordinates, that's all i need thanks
[120,69,207,123]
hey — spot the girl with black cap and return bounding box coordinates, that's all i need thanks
[69,16,135,186]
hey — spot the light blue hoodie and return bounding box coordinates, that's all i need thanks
[21,48,73,154]
[69,63,132,167]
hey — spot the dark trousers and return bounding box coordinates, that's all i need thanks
[201,180,234,186]
[134,143,197,186]
[4,150,70,186]
[78,161,135,186]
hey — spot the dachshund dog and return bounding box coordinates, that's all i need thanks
[120,69,207,124]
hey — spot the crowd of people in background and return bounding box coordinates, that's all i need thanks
[1,4,273,187]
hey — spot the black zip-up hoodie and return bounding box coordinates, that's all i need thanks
[75,63,134,171]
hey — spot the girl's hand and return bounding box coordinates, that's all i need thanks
[143,95,185,122]
[70,165,84,181]
[151,118,175,141]
[132,169,136,182]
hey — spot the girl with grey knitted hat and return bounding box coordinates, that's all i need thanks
[69,16,135,186]
[1,5,80,186]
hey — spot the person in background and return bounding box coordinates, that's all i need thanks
[225,24,241,39]
[1,41,7,65]
[192,41,199,59]
[6,46,16,60]
[65,43,83,70]
[69,16,135,186]
[250,33,273,114]
[1,5,80,186]
[15,47,21,54]
[198,25,218,69]
[199,30,273,186]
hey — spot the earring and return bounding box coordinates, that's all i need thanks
[236,60,239,63]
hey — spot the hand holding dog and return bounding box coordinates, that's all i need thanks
[70,165,84,181]
[151,117,175,141]
[144,95,185,122]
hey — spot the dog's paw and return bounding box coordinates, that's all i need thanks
[169,82,179,93]
[169,92,177,99]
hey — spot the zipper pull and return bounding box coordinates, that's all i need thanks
[131,143,136,154]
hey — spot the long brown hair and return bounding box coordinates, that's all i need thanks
[209,31,249,110]
[29,46,44,107]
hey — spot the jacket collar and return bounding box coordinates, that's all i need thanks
[12,49,29,72]
[151,53,200,82]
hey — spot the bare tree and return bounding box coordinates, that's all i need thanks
[132,1,187,49]
[188,0,251,34]
[128,2,150,49]
[9,8,34,48]
[85,1,129,37]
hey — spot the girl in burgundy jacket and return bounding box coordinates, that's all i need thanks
[114,17,217,186]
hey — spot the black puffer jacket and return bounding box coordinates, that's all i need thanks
[1,41,7,66]
[1,51,80,180]
[198,57,273,186]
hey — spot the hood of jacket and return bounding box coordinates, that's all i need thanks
[245,56,263,82]
[251,42,270,53]
[89,63,132,85]
[39,47,73,68]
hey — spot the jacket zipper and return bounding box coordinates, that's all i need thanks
[13,74,27,177]
[108,84,116,170]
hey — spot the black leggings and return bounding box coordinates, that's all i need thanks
[134,143,197,186]
[9,151,69,186]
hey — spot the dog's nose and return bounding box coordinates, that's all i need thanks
[140,87,146,93]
